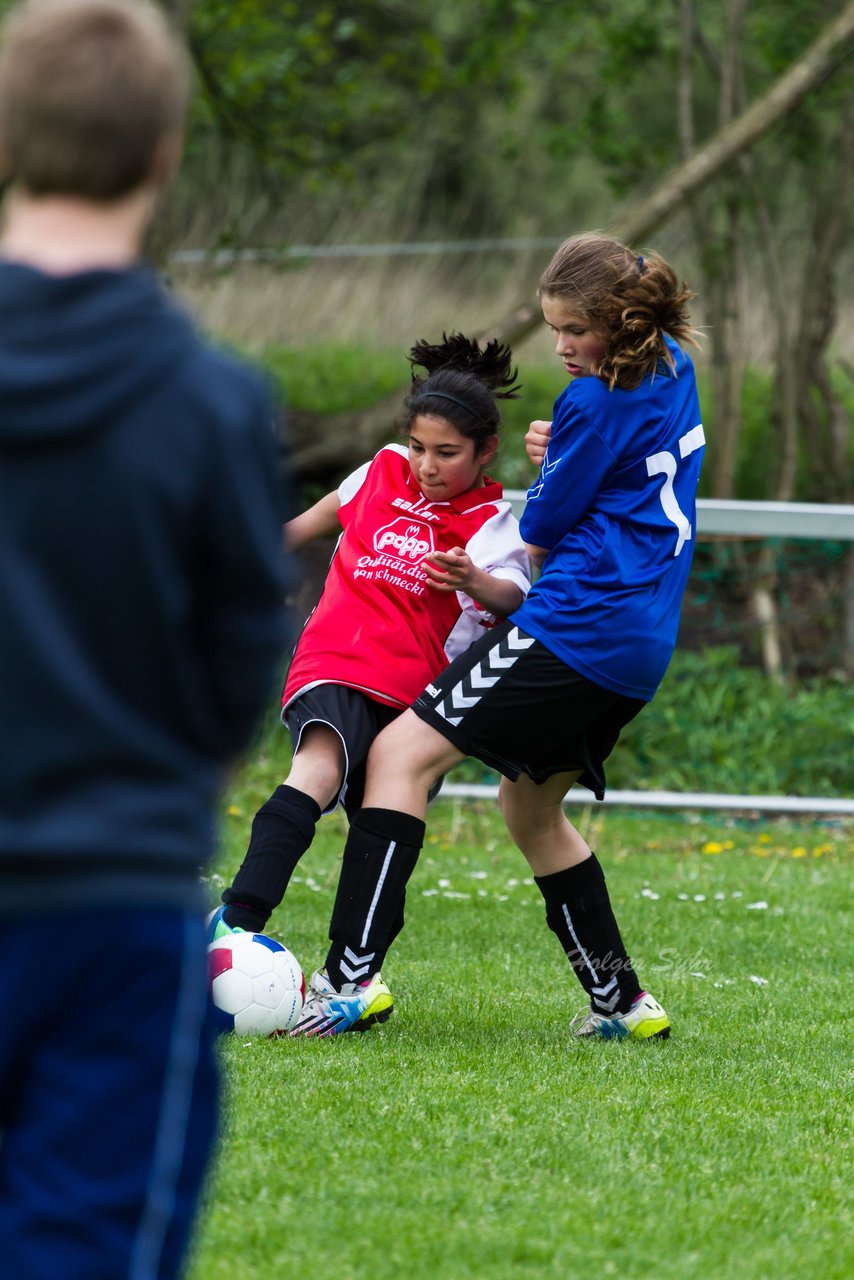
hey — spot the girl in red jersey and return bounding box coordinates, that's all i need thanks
[291,234,702,1039]
[209,335,531,1021]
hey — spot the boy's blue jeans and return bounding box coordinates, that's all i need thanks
[0,904,219,1280]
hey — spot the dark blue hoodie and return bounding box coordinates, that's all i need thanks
[0,263,291,911]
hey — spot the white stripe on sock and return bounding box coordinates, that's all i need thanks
[561,902,601,986]
[361,840,396,949]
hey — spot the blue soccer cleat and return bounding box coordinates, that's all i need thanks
[289,969,393,1037]
[570,991,671,1040]
[205,904,243,945]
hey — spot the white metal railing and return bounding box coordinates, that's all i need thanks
[466,495,854,816]
[170,237,562,264]
[504,493,854,541]
[440,783,854,817]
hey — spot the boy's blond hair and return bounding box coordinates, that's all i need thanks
[0,0,189,200]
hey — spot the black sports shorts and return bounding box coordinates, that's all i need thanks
[285,684,443,815]
[412,620,645,800]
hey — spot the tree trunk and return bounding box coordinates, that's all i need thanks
[613,0,854,244]
[844,547,854,679]
[796,88,854,500]
[678,0,748,502]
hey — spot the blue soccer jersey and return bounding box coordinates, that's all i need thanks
[513,338,704,701]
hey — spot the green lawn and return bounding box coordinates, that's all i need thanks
[189,753,853,1280]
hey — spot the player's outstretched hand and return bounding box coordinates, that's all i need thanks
[422,547,477,594]
[525,419,552,467]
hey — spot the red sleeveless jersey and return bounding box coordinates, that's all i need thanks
[283,445,530,710]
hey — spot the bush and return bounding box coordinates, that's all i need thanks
[447,646,853,798]
[606,646,854,797]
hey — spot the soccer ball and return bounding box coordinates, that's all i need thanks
[208,932,305,1036]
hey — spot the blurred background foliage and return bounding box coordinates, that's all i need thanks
[0,1,785,700]
[165,2,852,480]
[169,1,852,259]
[157,0,854,688]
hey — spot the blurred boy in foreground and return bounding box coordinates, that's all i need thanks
[0,2,292,1276]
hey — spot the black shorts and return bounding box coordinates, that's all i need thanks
[285,684,444,816]
[412,620,644,800]
[284,685,399,817]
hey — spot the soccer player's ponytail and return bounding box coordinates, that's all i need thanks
[404,332,520,447]
[539,232,701,390]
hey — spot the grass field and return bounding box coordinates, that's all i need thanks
[188,753,853,1280]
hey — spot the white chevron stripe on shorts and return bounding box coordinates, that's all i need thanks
[435,626,535,727]
[486,651,519,670]
[505,627,535,652]
[469,662,500,691]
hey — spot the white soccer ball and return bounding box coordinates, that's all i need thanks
[208,932,305,1036]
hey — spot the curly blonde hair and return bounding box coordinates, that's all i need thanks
[539,232,700,390]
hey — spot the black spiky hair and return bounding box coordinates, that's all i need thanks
[408,332,521,399]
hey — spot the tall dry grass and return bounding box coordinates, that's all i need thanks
[172,251,549,357]
[171,228,854,370]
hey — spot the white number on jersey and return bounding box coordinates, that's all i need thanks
[645,424,705,557]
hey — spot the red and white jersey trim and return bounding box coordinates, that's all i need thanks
[283,445,530,712]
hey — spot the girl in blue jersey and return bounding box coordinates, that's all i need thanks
[292,232,704,1041]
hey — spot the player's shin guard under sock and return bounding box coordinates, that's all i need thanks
[324,808,425,988]
[535,854,642,1016]
[222,785,321,932]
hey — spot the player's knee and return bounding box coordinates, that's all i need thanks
[498,785,531,845]
[497,777,529,826]
[288,725,345,806]
[499,779,557,841]
[369,711,446,784]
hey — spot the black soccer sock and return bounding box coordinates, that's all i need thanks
[535,854,642,1015]
[222,785,321,932]
[324,807,425,988]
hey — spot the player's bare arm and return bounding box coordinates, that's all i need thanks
[285,490,341,551]
[524,542,549,570]
[525,419,552,466]
[422,547,524,616]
